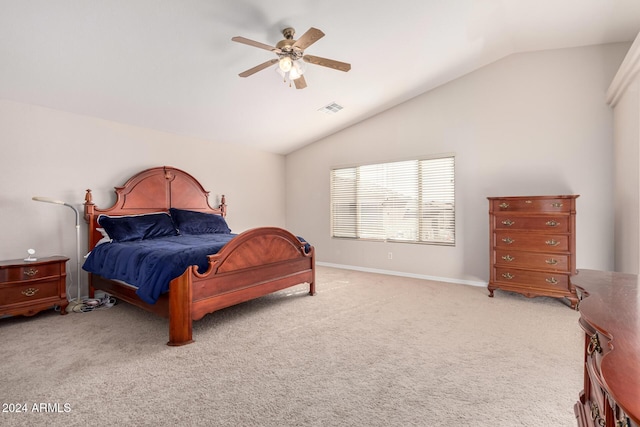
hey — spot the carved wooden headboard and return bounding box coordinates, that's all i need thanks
[84,166,226,249]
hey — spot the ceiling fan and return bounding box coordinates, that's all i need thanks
[231,27,351,89]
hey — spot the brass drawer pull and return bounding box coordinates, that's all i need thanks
[545,258,558,265]
[545,220,559,227]
[501,237,514,244]
[617,416,631,427]
[590,401,605,426]
[545,239,560,246]
[501,272,514,280]
[551,202,563,208]
[587,333,602,356]
[501,255,514,262]
[498,202,509,209]
[545,277,558,285]
[21,288,39,297]
[501,219,515,226]
[23,268,39,277]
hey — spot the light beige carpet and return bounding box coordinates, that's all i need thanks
[0,266,583,426]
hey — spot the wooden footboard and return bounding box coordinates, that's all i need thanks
[166,226,315,346]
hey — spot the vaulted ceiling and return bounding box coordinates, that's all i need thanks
[1,1,639,154]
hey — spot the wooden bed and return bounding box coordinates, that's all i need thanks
[83,166,315,346]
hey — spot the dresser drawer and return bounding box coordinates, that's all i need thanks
[493,215,569,232]
[494,267,569,290]
[0,278,60,305]
[491,197,572,213]
[0,256,69,317]
[0,262,63,283]
[494,231,569,252]
[494,250,569,271]
[586,352,609,426]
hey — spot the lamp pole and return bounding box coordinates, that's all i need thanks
[32,197,82,311]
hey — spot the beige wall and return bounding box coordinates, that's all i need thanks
[286,43,630,285]
[0,99,286,297]
[608,34,640,274]
[1,42,631,300]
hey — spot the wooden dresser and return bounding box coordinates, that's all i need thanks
[571,270,640,427]
[0,256,69,317]
[487,195,579,308]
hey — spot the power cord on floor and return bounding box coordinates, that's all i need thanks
[66,294,117,313]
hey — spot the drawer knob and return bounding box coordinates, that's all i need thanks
[545,277,558,285]
[501,255,515,262]
[587,333,602,356]
[501,237,514,244]
[23,268,38,277]
[21,287,39,297]
[545,220,559,227]
[545,239,560,247]
[501,272,514,280]
[498,202,509,209]
[545,258,558,265]
[501,219,515,226]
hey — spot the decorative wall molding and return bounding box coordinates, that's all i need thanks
[607,32,640,107]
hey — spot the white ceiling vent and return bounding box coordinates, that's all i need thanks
[318,102,344,114]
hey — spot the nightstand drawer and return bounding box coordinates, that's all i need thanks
[0,256,69,317]
[0,279,59,305]
[0,262,63,283]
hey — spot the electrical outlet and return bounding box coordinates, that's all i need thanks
[388,252,393,260]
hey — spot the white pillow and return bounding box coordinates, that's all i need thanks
[96,227,112,246]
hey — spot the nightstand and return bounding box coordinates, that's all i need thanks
[0,256,69,317]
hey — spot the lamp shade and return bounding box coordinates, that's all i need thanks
[32,196,66,205]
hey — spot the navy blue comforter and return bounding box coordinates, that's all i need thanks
[83,234,237,304]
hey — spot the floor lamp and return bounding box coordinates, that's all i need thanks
[32,196,83,313]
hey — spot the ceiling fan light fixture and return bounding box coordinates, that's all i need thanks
[278,56,292,72]
[289,60,305,80]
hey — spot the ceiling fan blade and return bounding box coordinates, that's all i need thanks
[303,55,351,72]
[238,58,278,77]
[294,75,307,89]
[231,36,281,53]
[292,27,325,50]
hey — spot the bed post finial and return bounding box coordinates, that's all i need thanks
[84,189,95,221]
[220,195,226,217]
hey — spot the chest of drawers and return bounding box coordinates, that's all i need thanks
[0,256,69,317]
[487,195,579,308]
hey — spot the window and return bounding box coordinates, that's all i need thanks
[330,156,455,245]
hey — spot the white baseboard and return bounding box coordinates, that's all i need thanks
[316,262,488,288]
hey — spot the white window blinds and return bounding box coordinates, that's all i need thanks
[330,156,455,245]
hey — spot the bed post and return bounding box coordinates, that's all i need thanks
[84,189,97,299]
[219,195,226,217]
[167,272,194,346]
[309,248,316,296]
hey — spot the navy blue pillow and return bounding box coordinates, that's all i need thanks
[169,208,231,234]
[98,212,178,242]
